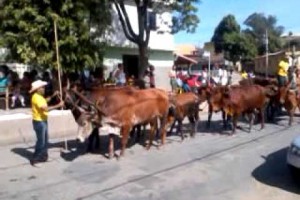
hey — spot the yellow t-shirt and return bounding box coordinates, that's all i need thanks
[277,60,289,77]
[241,72,248,79]
[31,93,48,121]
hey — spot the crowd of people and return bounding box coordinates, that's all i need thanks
[169,64,233,93]
[0,62,158,109]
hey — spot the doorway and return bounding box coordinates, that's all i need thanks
[123,55,139,78]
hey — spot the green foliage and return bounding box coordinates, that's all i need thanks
[211,14,256,63]
[0,0,111,71]
[212,13,284,63]
[211,15,241,54]
[169,0,201,33]
[243,13,284,55]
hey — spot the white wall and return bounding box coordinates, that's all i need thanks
[106,4,175,51]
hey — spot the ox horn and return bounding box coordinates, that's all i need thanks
[66,78,70,90]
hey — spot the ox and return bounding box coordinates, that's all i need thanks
[62,85,100,152]
[198,86,230,129]
[209,85,271,134]
[66,87,170,159]
[278,86,300,126]
[239,77,278,122]
[167,92,200,140]
[239,77,278,87]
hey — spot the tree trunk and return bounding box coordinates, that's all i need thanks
[138,43,148,80]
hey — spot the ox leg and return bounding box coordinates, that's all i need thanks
[288,108,295,126]
[159,115,168,147]
[146,119,158,150]
[108,134,114,159]
[206,106,212,129]
[222,110,228,129]
[87,128,99,153]
[259,108,265,130]
[248,112,254,133]
[194,106,200,136]
[177,120,184,141]
[191,109,199,138]
[120,126,130,157]
[170,120,176,135]
[231,114,238,135]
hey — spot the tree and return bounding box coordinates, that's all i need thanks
[211,15,240,54]
[243,13,284,55]
[112,0,200,80]
[211,14,256,64]
[0,0,111,71]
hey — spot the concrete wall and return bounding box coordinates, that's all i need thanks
[0,111,78,146]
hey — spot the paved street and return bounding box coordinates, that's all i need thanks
[0,112,300,200]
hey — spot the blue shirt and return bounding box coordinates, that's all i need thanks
[0,77,8,93]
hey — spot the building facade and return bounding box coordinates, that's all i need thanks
[103,3,175,89]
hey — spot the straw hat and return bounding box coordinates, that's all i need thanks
[29,80,47,93]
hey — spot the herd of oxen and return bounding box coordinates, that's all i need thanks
[58,76,300,159]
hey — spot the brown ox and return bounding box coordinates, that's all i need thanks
[278,86,300,126]
[239,77,278,87]
[71,87,170,158]
[239,78,279,122]
[209,85,269,134]
[198,86,230,129]
[167,92,200,140]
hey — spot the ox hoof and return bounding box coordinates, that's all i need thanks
[116,155,121,161]
[228,132,236,136]
[145,145,151,151]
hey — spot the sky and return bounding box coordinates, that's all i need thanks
[174,0,300,47]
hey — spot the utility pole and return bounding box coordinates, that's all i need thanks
[265,29,269,78]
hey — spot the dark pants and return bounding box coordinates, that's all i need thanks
[277,75,287,87]
[32,120,48,161]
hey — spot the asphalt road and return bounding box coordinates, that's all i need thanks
[0,113,300,200]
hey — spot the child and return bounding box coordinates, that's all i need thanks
[10,72,25,108]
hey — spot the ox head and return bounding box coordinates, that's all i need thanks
[197,86,212,103]
[264,84,278,99]
[279,86,289,104]
[76,118,93,143]
[208,86,227,112]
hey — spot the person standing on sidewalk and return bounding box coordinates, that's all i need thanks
[29,80,64,166]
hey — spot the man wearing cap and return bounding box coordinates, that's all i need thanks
[29,80,64,166]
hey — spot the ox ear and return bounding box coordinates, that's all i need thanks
[265,85,278,97]
[223,86,230,97]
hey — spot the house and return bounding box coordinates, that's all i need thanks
[174,44,198,71]
[103,2,175,90]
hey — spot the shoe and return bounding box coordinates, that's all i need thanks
[40,155,48,162]
[30,159,42,167]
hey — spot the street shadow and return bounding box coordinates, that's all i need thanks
[197,119,231,135]
[252,147,300,194]
[10,139,79,162]
[60,133,146,161]
[11,147,34,161]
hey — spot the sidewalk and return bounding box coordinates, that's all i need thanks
[0,109,79,146]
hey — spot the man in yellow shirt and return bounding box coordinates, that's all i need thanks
[277,55,290,86]
[29,80,64,166]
